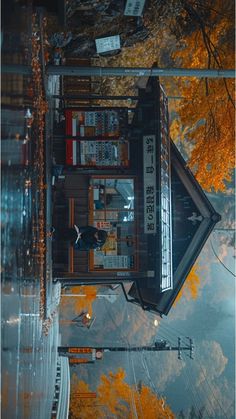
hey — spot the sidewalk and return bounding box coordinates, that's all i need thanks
[44,77,62,318]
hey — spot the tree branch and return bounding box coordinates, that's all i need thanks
[183,1,235,108]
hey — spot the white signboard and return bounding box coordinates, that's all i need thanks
[104,255,129,269]
[95,35,121,54]
[124,0,146,16]
[143,135,157,233]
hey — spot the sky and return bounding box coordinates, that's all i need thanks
[158,235,235,418]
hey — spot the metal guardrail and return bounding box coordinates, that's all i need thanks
[52,356,70,419]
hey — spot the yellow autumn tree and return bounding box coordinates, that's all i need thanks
[168,0,235,192]
[86,0,235,192]
[70,374,100,419]
[174,264,201,305]
[70,368,175,418]
[60,285,97,316]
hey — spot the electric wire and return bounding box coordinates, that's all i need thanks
[158,319,230,419]
[148,321,200,411]
[104,300,225,418]
[153,330,172,345]
[141,352,160,395]
[159,322,190,346]
[223,400,235,418]
[156,312,234,416]
[140,353,155,392]
[124,304,144,419]
[152,322,210,416]
[126,349,139,419]
[181,350,212,417]
[183,352,218,419]
[163,323,191,343]
[182,359,220,418]
[181,352,213,418]
[104,300,139,419]
[130,352,144,419]
[158,325,183,345]
[193,354,230,419]
[210,239,236,277]
[139,350,177,419]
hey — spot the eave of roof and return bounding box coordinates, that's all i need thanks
[128,77,221,315]
[160,140,221,314]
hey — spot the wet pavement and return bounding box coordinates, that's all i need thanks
[1,4,61,418]
[1,123,60,419]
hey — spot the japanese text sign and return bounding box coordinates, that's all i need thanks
[95,36,120,53]
[124,0,146,16]
[143,135,157,233]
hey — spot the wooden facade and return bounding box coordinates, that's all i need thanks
[52,77,221,316]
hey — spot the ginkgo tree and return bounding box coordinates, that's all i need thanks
[90,0,235,192]
[174,264,201,306]
[168,0,235,192]
[70,368,175,419]
[60,285,97,317]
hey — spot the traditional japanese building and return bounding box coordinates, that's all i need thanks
[52,76,221,316]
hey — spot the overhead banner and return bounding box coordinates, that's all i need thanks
[143,135,157,233]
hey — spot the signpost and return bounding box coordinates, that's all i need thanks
[124,0,146,16]
[95,36,121,54]
[58,338,194,360]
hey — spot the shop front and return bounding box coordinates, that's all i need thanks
[52,77,220,316]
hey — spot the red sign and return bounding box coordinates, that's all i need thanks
[95,221,111,230]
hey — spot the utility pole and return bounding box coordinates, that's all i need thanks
[2,65,235,79]
[58,338,194,360]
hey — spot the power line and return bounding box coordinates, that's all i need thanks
[140,352,158,394]
[182,352,216,418]
[104,301,139,419]
[180,355,205,416]
[124,306,141,419]
[126,350,139,419]
[159,323,190,346]
[129,353,144,419]
[223,400,235,418]
[195,357,230,419]
[155,321,219,417]
[210,239,236,277]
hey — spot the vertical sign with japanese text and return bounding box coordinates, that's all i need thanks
[143,135,157,233]
[124,0,146,16]
[95,36,120,54]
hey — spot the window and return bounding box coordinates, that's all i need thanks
[89,178,137,270]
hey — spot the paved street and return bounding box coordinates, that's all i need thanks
[1,143,61,419]
[1,5,61,418]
